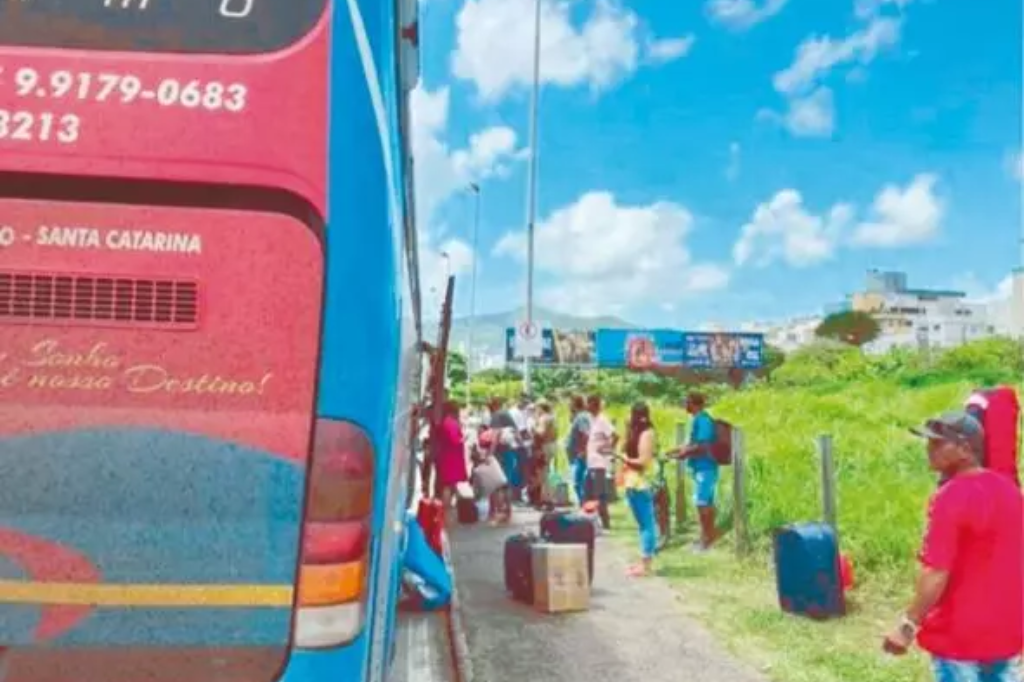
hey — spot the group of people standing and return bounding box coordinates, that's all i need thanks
[565,392,727,576]
[424,384,1024,679]
[421,394,561,526]
[423,390,727,579]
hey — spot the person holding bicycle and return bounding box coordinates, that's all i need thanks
[622,402,658,577]
[675,392,721,552]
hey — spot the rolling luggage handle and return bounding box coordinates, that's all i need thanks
[817,434,839,541]
[732,428,749,557]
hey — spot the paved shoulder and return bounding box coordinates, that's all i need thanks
[448,510,766,682]
[390,611,453,682]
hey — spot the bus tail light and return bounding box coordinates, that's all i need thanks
[294,419,375,650]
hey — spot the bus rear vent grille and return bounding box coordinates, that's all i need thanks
[0,271,199,329]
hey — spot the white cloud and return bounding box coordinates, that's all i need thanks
[782,86,835,137]
[763,8,905,137]
[411,85,525,227]
[706,0,790,30]
[420,237,476,311]
[855,0,915,20]
[725,142,741,181]
[452,0,637,101]
[773,16,902,96]
[493,191,729,314]
[1006,150,1023,181]
[850,174,943,247]
[735,174,944,267]
[645,34,696,65]
[733,190,854,268]
[451,127,527,180]
[410,84,526,304]
[955,272,1014,304]
[996,275,1015,299]
[452,0,691,101]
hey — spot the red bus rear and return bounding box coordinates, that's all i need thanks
[0,2,339,680]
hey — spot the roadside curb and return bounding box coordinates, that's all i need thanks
[441,531,474,682]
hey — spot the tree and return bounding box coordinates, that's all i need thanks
[815,311,881,347]
[763,344,786,376]
[446,351,467,385]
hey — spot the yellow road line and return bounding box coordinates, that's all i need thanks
[0,580,294,607]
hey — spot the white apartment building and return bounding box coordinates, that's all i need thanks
[849,270,998,353]
[990,268,1024,340]
[762,316,824,353]
[700,269,1021,357]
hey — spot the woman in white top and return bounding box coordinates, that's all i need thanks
[584,395,617,530]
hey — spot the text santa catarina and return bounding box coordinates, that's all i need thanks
[34,225,202,254]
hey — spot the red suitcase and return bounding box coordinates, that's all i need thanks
[417,498,445,555]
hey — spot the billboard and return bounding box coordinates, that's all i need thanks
[507,327,764,370]
[505,328,596,366]
[594,330,764,370]
[680,332,764,370]
[593,329,686,369]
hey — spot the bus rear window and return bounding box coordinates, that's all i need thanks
[0,0,327,54]
[0,198,323,682]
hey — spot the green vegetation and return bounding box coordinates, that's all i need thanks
[453,336,1023,682]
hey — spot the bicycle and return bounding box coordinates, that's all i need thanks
[652,455,672,551]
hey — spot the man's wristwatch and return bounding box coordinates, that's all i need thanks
[897,614,919,640]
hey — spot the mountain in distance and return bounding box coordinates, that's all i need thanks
[426,306,636,365]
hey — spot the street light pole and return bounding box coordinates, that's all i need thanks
[522,0,541,396]
[466,183,481,405]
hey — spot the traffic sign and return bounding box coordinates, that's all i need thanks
[514,320,543,359]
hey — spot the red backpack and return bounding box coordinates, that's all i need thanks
[711,419,734,466]
[964,386,1020,487]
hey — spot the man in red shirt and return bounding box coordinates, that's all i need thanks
[883,411,1023,681]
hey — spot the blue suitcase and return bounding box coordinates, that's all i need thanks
[773,522,846,619]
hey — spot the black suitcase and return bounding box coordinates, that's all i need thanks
[773,522,846,620]
[456,497,479,525]
[539,511,595,583]
[504,533,539,603]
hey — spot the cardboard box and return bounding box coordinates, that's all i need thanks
[531,543,590,613]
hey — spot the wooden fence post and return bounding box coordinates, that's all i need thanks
[674,422,688,532]
[732,428,750,557]
[817,434,838,539]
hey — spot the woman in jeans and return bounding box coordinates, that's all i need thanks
[622,402,658,577]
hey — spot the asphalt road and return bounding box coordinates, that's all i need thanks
[448,508,767,682]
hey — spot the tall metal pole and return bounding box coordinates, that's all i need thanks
[466,183,481,405]
[522,0,541,395]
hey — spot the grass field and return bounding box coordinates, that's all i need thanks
[550,378,990,682]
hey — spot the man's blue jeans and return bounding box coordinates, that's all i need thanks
[933,657,1022,682]
[570,456,587,505]
[500,449,522,490]
[626,488,657,559]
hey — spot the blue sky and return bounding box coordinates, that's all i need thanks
[413,0,1021,328]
